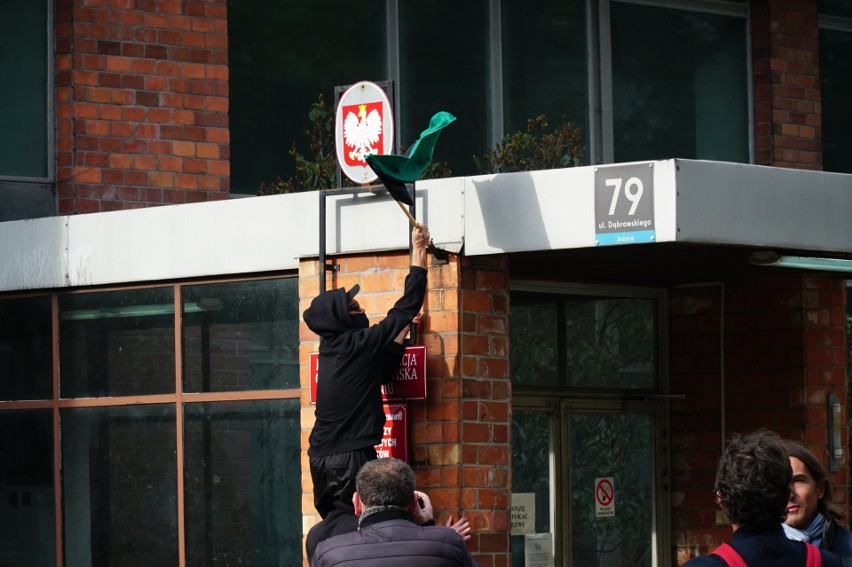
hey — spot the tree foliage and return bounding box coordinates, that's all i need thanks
[257,94,342,195]
[475,115,585,174]
[258,99,586,194]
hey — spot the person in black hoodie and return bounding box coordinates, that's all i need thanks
[304,223,430,519]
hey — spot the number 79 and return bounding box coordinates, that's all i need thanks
[605,177,644,216]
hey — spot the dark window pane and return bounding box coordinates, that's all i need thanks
[59,288,175,398]
[399,1,489,176]
[502,0,588,152]
[564,297,655,389]
[511,292,657,389]
[184,400,301,566]
[820,0,852,18]
[0,296,52,400]
[227,0,386,194]
[510,409,553,567]
[0,3,48,178]
[820,28,852,174]
[511,294,560,387]
[611,4,748,163]
[570,414,653,566]
[182,278,299,392]
[0,410,54,567]
[62,405,178,567]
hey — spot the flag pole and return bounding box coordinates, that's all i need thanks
[396,200,420,228]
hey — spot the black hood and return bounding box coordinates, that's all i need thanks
[304,287,360,339]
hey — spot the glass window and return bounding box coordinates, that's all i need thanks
[184,400,301,566]
[0,296,52,400]
[511,292,657,389]
[821,0,852,18]
[0,3,49,179]
[570,413,653,566]
[511,296,560,387]
[59,288,176,398]
[182,279,299,392]
[820,28,852,174]
[62,404,178,567]
[0,410,54,567]
[501,0,588,150]
[610,3,748,163]
[227,0,386,194]
[511,409,554,567]
[398,0,489,176]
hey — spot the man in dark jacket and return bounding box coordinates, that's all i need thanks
[304,224,430,519]
[782,440,852,565]
[684,430,841,566]
[310,457,480,567]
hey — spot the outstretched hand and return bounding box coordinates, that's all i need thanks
[445,515,472,542]
[411,224,431,269]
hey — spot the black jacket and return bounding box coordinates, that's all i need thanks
[310,508,480,567]
[823,520,852,566]
[305,266,427,457]
[684,526,842,566]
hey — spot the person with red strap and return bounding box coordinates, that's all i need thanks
[683,430,841,567]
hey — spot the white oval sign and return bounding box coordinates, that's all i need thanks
[335,81,395,184]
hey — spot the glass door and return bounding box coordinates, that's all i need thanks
[512,401,664,567]
[510,282,668,566]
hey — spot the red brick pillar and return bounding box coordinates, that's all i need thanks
[455,256,511,567]
[55,0,230,214]
[751,0,822,169]
[670,283,728,564]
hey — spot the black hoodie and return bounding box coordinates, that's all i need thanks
[305,266,427,457]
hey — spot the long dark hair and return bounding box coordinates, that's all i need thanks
[782,439,846,524]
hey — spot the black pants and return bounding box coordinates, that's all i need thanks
[310,447,377,518]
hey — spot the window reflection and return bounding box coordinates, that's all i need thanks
[227,0,386,194]
[62,405,178,567]
[511,292,657,389]
[570,414,653,566]
[182,279,299,392]
[184,400,301,566]
[611,3,748,163]
[59,288,176,398]
[0,296,52,400]
[502,0,588,149]
[820,28,852,174]
[398,0,489,176]
[0,410,54,567]
[510,410,553,567]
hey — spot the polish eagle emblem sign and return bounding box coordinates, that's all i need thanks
[335,81,394,184]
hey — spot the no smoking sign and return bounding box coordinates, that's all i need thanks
[595,477,615,518]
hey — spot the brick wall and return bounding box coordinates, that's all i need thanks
[752,0,822,168]
[671,276,849,564]
[54,0,230,214]
[299,252,512,566]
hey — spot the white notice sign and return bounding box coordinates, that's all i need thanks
[595,477,615,518]
[524,533,554,567]
[511,493,536,535]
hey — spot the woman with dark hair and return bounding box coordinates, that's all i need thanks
[782,440,852,565]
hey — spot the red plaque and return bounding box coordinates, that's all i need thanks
[376,403,407,461]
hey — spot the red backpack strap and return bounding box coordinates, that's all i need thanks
[805,542,822,567]
[711,543,748,567]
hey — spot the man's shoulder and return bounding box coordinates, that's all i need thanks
[312,520,472,565]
